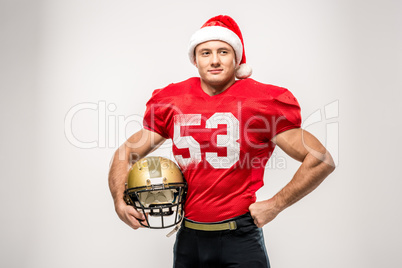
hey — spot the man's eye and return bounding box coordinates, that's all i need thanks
[202,52,210,56]
[220,50,228,54]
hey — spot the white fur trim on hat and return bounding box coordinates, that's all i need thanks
[236,63,252,79]
[188,26,243,65]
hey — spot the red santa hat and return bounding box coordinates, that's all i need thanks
[188,15,252,79]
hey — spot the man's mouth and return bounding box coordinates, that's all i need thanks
[208,69,223,74]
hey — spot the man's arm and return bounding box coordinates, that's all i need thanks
[108,128,166,229]
[249,128,335,227]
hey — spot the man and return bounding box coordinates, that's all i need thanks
[109,15,335,267]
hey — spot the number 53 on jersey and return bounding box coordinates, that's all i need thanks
[173,113,240,169]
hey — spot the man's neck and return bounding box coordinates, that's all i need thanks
[200,78,236,96]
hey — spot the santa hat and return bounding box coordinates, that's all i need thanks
[188,15,252,79]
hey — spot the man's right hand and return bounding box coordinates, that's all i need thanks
[115,201,148,230]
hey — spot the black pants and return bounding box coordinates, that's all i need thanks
[173,213,270,268]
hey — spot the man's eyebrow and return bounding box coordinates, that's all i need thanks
[198,47,231,52]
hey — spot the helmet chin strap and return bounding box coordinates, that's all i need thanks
[166,216,184,238]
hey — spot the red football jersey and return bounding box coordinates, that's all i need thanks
[143,77,301,222]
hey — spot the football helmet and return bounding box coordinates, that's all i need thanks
[124,156,187,229]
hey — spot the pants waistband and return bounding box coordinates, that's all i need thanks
[183,213,253,231]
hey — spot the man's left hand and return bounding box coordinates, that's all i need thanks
[249,198,281,228]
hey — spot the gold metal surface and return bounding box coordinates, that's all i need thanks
[127,156,184,189]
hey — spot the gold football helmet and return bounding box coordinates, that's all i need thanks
[124,156,187,229]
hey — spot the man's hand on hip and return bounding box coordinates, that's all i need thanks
[249,198,281,228]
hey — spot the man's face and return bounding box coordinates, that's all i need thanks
[194,40,237,89]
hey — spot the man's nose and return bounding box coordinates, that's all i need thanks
[211,52,220,66]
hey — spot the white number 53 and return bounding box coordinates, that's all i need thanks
[173,113,240,169]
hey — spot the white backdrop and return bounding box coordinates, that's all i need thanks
[1,0,401,267]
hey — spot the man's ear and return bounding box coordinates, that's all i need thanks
[193,49,198,67]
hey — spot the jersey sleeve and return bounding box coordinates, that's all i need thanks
[271,88,302,139]
[142,88,170,139]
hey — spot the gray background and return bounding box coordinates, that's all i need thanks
[1,0,401,267]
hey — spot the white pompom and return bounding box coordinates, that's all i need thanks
[235,63,252,79]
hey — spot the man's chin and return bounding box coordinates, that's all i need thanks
[203,76,230,86]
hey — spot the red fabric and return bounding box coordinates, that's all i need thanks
[201,15,247,65]
[143,78,301,222]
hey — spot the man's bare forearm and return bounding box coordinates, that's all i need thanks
[108,149,132,206]
[273,151,335,212]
